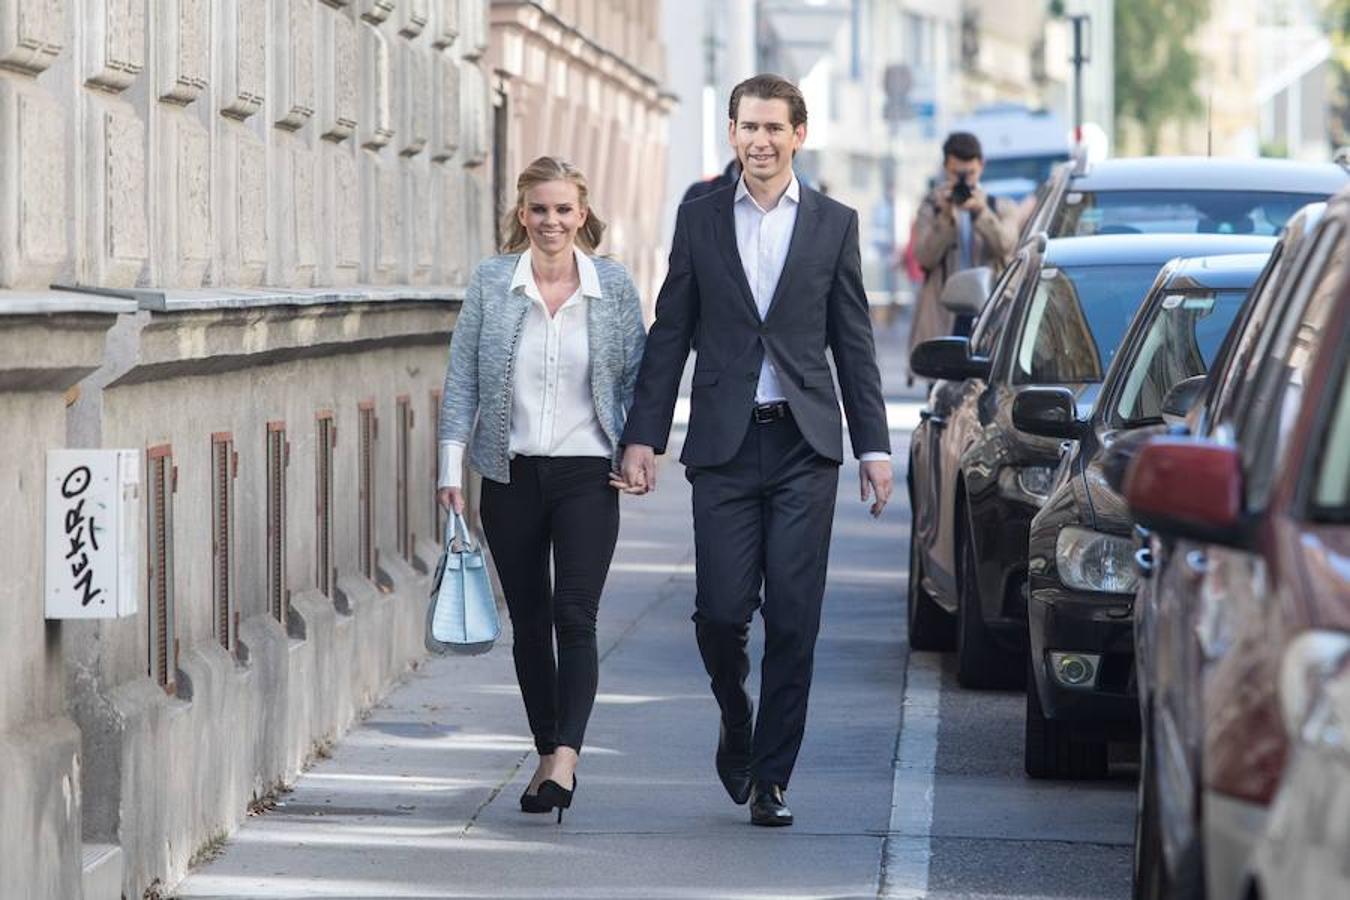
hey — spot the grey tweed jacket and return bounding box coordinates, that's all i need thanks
[437,252,647,484]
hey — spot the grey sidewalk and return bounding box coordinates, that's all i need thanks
[176,332,915,899]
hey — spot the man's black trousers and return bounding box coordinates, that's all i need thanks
[686,410,839,789]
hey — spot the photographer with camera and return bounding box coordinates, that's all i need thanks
[907,131,1019,371]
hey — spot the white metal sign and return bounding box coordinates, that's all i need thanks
[45,449,140,619]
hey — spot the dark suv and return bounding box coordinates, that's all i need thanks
[906,233,1273,688]
[1016,252,1272,779]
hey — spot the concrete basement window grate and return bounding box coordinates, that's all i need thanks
[146,444,177,694]
[358,401,377,581]
[211,433,238,654]
[431,389,444,546]
[315,411,336,599]
[396,395,413,562]
[266,422,289,625]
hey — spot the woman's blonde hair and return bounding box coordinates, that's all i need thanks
[500,156,607,254]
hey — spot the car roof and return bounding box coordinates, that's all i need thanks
[1069,156,1348,194]
[1162,253,1273,292]
[1042,233,1278,268]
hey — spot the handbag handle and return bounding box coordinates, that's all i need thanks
[449,510,478,552]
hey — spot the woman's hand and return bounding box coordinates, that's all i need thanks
[437,487,466,515]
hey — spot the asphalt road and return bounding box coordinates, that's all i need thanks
[175,316,1135,899]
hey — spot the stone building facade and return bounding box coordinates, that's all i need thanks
[489,0,672,307]
[0,2,499,898]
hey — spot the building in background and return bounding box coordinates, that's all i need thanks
[489,0,674,306]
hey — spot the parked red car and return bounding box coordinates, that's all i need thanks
[1125,189,1350,900]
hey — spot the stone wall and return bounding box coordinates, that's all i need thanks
[0,0,494,294]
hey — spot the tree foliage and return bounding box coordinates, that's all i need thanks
[1114,0,1210,153]
[1325,0,1350,147]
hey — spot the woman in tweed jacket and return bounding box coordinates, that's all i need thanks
[436,156,646,820]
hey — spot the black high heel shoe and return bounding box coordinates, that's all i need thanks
[536,776,576,823]
[519,787,550,814]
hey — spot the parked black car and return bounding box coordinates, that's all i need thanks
[1017,251,1273,779]
[1019,156,1347,245]
[907,233,1275,688]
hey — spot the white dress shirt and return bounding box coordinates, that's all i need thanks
[439,247,609,489]
[733,175,889,462]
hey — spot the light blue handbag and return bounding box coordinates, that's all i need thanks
[425,511,500,656]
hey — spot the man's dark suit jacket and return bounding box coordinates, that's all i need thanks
[622,183,891,468]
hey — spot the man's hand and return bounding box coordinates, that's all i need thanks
[859,459,893,518]
[958,186,988,216]
[611,444,657,495]
[437,487,465,515]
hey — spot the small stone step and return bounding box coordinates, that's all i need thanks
[81,843,122,900]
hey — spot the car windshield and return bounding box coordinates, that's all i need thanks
[1112,289,1249,426]
[1310,355,1350,523]
[1013,263,1162,384]
[1049,190,1322,238]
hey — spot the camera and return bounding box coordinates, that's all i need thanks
[950,174,973,206]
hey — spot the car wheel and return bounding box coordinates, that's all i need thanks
[955,502,1017,688]
[1024,654,1108,779]
[908,527,955,651]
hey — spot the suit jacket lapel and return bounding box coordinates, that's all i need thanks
[764,186,819,321]
[712,192,761,320]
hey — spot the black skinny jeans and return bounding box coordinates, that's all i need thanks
[480,456,619,756]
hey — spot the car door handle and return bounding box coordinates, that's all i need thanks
[1135,547,1153,577]
[1184,551,1208,576]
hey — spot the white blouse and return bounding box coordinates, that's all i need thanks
[439,247,609,489]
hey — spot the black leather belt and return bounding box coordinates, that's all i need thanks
[752,401,790,424]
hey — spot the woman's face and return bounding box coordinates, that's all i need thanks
[518,179,587,256]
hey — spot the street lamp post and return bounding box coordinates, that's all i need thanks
[1068,14,1091,146]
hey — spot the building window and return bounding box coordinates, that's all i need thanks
[396,395,413,561]
[147,444,177,693]
[211,434,237,653]
[266,422,289,625]
[358,400,377,580]
[431,389,444,546]
[315,411,335,598]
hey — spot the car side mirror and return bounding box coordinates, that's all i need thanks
[910,337,991,382]
[939,266,992,316]
[1124,438,1247,545]
[1011,387,1089,440]
[1161,374,1207,426]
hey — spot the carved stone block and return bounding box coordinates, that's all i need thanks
[237,137,267,272]
[360,24,393,150]
[399,0,428,38]
[158,113,211,286]
[0,81,67,288]
[332,147,360,276]
[274,0,315,130]
[410,167,432,282]
[221,0,265,120]
[105,109,148,264]
[84,0,145,93]
[360,0,393,24]
[294,145,317,275]
[378,163,399,275]
[157,0,208,104]
[399,43,428,156]
[430,0,458,49]
[431,54,459,161]
[460,60,486,165]
[0,0,65,75]
[318,7,357,141]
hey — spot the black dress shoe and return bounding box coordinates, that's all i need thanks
[716,720,753,805]
[519,787,550,814]
[749,782,793,827]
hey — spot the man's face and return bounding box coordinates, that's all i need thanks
[943,155,983,187]
[729,96,805,184]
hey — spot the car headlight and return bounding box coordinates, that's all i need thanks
[998,465,1058,504]
[1055,526,1138,593]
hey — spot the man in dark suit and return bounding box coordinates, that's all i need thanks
[617,74,892,827]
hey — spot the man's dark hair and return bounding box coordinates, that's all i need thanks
[942,131,983,162]
[728,74,808,128]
